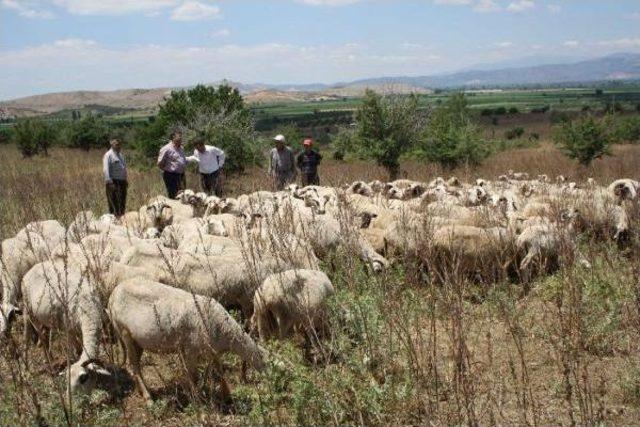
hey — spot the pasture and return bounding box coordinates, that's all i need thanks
[1,143,640,426]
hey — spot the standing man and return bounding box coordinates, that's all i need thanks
[268,134,296,191]
[103,138,128,217]
[157,129,187,199]
[186,138,226,195]
[296,138,322,186]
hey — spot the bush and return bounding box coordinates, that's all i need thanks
[549,110,570,124]
[353,90,424,179]
[12,119,58,157]
[553,115,612,166]
[182,110,261,173]
[66,115,109,151]
[0,126,11,145]
[137,84,257,173]
[330,127,359,161]
[508,107,519,114]
[493,106,507,115]
[504,126,525,140]
[614,116,640,143]
[421,93,490,169]
[531,105,550,114]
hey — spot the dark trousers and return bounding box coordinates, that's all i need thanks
[163,171,185,199]
[106,180,128,217]
[200,170,220,195]
[301,172,319,186]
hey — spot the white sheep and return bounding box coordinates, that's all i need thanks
[252,269,335,340]
[108,279,266,402]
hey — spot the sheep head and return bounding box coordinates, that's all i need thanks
[0,304,22,338]
[64,358,112,395]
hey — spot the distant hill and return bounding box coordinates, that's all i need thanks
[1,53,639,118]
[348,53,640,89]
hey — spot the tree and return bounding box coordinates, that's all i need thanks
[67,114,109,151]
[274,123,303,148]
[138,84,257,173]
[12,119,58,157]
[553,115,612,166]
[354,90,423,179]
[422,93,490,169]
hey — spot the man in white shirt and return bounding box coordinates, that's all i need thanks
[186,138,226,195]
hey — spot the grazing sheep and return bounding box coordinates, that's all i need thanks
[108,279,266,402]
[608,179,639,203]
[21,260,111,394]
[252,269,334,340]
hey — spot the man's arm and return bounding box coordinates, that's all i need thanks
[218,150,226,169]
[268,150,274,175]
[103,153,112,184]
[157,146,167,170]
[296,152,303,170]
[316,151,322,165]
[186,149,200,163]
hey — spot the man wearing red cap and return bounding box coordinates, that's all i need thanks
[297,138,322,186]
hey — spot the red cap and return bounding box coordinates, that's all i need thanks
[303,139,313,146]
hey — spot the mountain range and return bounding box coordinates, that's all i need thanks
[1,53,639,118]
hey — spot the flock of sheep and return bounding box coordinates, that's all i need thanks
[0,172,638,404]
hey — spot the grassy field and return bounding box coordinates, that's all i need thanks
[1,142,640,425]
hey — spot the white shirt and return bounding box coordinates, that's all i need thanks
[186,145,226,174]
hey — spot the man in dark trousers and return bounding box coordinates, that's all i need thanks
[103,138,128,217]
[186,138,226,195]
[157,129,187,199]
[296,138,322,186]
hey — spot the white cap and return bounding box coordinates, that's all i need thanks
[273,134,286,143]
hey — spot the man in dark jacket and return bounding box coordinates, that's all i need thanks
[296,138,322,186]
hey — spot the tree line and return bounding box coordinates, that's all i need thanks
[6,84,640,177]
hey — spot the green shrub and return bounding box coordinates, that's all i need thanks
[421,93,490,169]
[508,107,519,114]
[614,115,640,143]
[66,114,109,151]
[353,90,424,179]
[553,115,612,166]
[12,119,58,157]
[504,126,525,140]
[137,84,258,173]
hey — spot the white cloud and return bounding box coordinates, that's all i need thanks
[506,0,534,12]
[170,1,220,21]
[474,0,500,12]
[563,40,580,48]
[211,28,230,37]
[295,0,363,5]
[628,12,640,21]
[0,39,448,99]
[1,0,54,18]
[595,38,640,49]
[433,0,472,5]
[50,0,181,15]
[495,41,514,48]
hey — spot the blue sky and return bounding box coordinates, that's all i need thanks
[1,0,639,99]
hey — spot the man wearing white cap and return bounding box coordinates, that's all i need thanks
[268,134,297,190]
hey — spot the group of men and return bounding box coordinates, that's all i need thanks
[102,131,322,217]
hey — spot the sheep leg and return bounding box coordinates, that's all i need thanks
[121,328,152,403]
[210,357,231,403]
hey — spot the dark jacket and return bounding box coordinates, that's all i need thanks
[296,150,322,175]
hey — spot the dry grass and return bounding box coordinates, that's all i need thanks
[1,142,640,425]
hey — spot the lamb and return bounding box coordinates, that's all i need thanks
[252,269,335,340]
[108,279,266,402]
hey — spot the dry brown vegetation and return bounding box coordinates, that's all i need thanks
[1,143,640,426]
